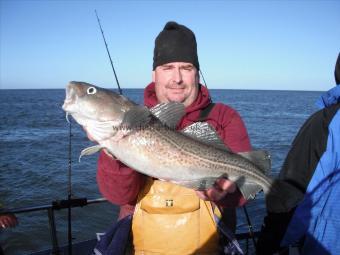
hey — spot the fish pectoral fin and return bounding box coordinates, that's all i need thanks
[79,145,104,162]
[150,102,185,129]
[237,180,264,200]
[121,106,152,129]
[182,122,230,151]
[237,150,271,175]
[174,177,217,190]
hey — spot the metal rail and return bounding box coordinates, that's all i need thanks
[1,197,108,255]
[1,198,107,215]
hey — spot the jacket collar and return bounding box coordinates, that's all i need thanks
[316,85,340,109]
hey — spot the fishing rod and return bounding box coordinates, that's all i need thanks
[199,69,209,89]
[95,10,122,95]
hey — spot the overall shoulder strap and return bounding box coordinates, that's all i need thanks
[211,205,244,254]
[198,102,215,121]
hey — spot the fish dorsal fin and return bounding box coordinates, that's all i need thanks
[181,122,231,151]
[238,150,271,175]
[121,105,152,129]
[150,102,185,129]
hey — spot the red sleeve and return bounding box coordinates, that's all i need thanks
[219,106,251,153]
[210,104,252,207]
[96,151,146,205]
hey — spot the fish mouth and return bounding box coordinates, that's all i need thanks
[62,83,78,111]
[62,98,76,112]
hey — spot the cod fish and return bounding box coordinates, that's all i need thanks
[62,81,303,213]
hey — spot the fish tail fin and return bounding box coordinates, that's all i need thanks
[265,179,304,213]
[238,150,271,175]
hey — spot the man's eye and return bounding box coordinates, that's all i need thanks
[162,66,172,70]
[182,66,194,71]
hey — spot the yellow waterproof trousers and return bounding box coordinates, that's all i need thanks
[132,178,220,255]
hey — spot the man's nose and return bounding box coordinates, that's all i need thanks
[172,68,183,84]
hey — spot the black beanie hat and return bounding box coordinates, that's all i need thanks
[153,21,199,70]
[335,52,340,85]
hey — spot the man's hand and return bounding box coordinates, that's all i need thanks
[196,178,236,201]
[0,214,18,229]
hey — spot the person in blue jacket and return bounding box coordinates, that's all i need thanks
[280,53,340,254]
[257,52,340,255]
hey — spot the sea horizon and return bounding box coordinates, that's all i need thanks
[0,87,326,92]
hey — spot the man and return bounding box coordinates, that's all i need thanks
[95,21,251,254]
[257,53,340,254]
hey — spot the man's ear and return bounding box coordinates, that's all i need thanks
[196,71,200,85]
[152,71,156,83]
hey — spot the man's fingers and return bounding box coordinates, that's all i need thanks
[208,188,228,201]
[196,188,226,201]
[196,190,209,200]
[195,179,237,202]
[215,178,236,193]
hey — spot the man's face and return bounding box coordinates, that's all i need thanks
[153,62,199,107]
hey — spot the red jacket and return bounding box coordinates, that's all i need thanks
[97,83,251,219]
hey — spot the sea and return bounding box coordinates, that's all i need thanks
[0,88,322,255]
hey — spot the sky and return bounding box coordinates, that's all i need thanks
[1,0,339,91]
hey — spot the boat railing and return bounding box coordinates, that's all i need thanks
[1,198,260,254]
[1,197,107,254]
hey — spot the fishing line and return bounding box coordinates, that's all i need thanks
[242,205,257,253]
[95,10,122,95]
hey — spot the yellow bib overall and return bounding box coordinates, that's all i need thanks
[131,178,220,255]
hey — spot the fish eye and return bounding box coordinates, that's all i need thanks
[87,87,97,95]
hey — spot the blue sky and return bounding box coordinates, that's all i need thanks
[1,1,339,91]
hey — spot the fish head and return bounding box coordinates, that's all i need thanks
[62,81,136,140]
